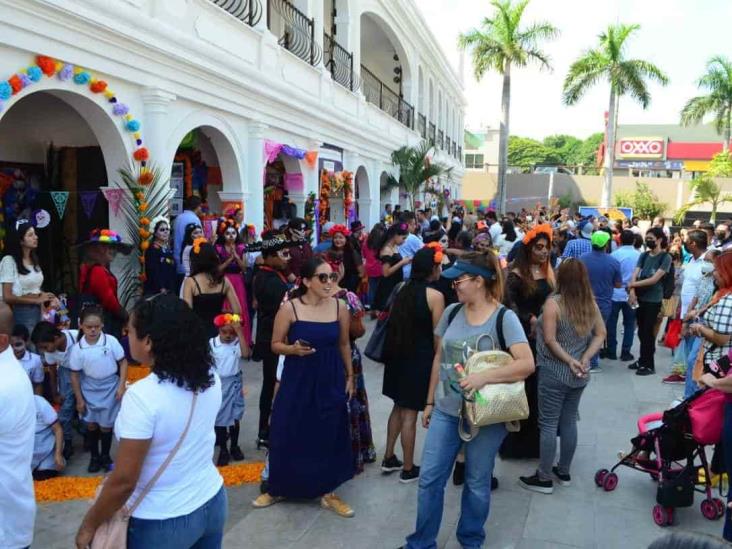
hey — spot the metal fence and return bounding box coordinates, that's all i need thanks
[361,65,414,129]
[323,32,359,91]
[268,0,321,66]
[210,0,263,26]
[418,114,426,139]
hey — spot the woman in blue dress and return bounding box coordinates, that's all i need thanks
[252,257,356,518]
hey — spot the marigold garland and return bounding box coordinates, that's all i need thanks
[34,462,265,503]
[319,170,354,226]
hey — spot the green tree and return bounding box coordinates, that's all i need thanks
[543,134,583,164]
[569,132,604,171]
[680,56,732,151]
[508,136,561,168]
[387,143,452,210]
[613,181,666,220]
[562,24,669,207]
[675,151,732,224]
[458,0,558,213]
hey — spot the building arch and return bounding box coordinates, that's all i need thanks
[355,164,370,225]
[418,65,425,115]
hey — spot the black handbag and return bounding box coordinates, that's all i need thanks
[364,282,404,362]
[656,465,695,508]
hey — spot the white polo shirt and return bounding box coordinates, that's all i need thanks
[209,336,241,378]
[68,334,124,379]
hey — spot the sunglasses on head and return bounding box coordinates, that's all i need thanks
[315,272,339,283]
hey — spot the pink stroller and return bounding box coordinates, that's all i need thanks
[595,388,726,526]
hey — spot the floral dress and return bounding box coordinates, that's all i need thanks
[335,288,376,473]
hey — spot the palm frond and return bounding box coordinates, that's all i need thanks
[681,95,720,126]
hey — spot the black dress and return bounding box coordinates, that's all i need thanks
[191,277,226,338]
[382,281,434,411]
[143,244,177,296]
[500,272,552,459]
[373,253,403,311]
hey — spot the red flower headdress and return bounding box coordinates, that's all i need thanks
[328,224,350,237]
[424,241,444,264]
[522,223,553,245]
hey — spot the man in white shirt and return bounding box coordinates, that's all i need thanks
[173,196,202,278]
[486,210,502,243]
[680,230,708,318]
[0,302,36,549]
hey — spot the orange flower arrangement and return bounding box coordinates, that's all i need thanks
[138,202,148,212]
[319,169,330,226]
[192,237,207,255]
[139,217,150,226]
[424,241,444,264]
[138,169,154,185]
[522,223,553,245]
[138,228,151,239]
[133,147,149,162]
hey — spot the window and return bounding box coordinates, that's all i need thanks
[465,153,484,169]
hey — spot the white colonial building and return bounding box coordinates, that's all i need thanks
[0,0,465,248]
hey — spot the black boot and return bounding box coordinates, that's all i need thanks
[62,438,74,460]
[229,422,244,461]
[215,427,230,466]
[99,431,114,471]
[87,430,101,473]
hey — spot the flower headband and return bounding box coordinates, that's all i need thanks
[328,224,350,237]
[217,217,240,236]
[425,242,444,264]
[522,223,553,245]
[213,313,242,328]
[192,237,208,255]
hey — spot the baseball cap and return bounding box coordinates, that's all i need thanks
[591,230,611,248]
[580,220,594,239]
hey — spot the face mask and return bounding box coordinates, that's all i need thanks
[645,239,656,249]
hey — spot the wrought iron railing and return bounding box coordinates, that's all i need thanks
[323,32,359,92]
[361,65,414,129]
[429,122,436,146]
[418,114,426,139]
[446,136,451,154]
[210,0,263,27]
[437,129,444,150]
[453,142,458,158]
[268,0,322,66]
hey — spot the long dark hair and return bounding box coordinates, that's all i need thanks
[501,219,517,242]
[385,247,437,357]
[330,231,358,275]
[512,234,554,295]
[378,223,409,252]
[131,295,213,392]
[367,223,386,252]
[5,222,39,275]
[190,242,224,283]
[180,223,200,263]
[291,256,328,299]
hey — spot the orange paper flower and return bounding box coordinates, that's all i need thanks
[133,147,149,161]
[138,202,148,212]
[140,217,150,226]
[90,80,107,93]
[138,170,154,185]
[140,240,150,251]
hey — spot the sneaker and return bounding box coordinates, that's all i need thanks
[399,466,420,484]
[230,445,245,461]
[87,457,101,473]
[628,361,640,370]
[662,373,686,385]
[605,352,617,361]
[636,366,655,376]
[621,351,635,361]
[590,366,602,373]
[321,493,355,518]
[381,454,404,473]
[217,447,231,467]
[99,455,113,472]
[552,466,571,487]
[452,461,465,486]
[519,473,553,494]
[252,493,283,508]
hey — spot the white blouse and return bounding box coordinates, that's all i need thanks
[0,255,43,296]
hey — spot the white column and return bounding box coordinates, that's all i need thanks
[303,139,321,242]
[140,87,176,168]
[247,122,267,234]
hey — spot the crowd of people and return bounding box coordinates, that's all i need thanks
[5,195,732,548]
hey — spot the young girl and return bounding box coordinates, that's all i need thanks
[32,321,80,460]
[32,394,65,480]
[69,306,127,473]
[211,313,249,466]
[12,324,44,395]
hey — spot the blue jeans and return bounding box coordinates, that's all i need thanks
[128,485,227,549]
[406,408,507,549]
[57,367,78,440]
[367,277,380,308]
[684,335,702,399]
[607,301,636,356]
[591,306,611,368]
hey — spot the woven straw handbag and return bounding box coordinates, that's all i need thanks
[459,348,529,442]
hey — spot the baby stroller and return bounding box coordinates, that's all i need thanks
[595,388,726,527]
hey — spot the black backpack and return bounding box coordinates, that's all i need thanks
[448,304,507,351]
[662,258,675,300]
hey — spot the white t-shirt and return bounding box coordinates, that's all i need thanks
[19,350,44,384]
[0,255,44,296]
[209,336,241,378]
[0,346,36,548]
[43,329,79,370]
[34,394,58,434]
[68,333,124,379]
[489,221,502,243]
[115,372,223,520]
[681,255,706,318]
[182,245,193,277]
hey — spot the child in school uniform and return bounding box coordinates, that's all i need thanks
[211,313,250,466]
[32,321,80,460]
[69,306,127,473]
[12,325,44,395]
[32,395,65,480]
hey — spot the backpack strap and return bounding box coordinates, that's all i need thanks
[496,306,507,352]
[447,303,463,326]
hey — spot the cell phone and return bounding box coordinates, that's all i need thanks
[296,339,312,348]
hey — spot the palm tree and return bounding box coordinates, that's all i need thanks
[681,56,732,151]
[458,0,558,213]
[562,24,668,208]
[675,151,732,224]
[387,143,451,211]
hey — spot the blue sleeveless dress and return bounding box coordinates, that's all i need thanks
[268,300,354,498]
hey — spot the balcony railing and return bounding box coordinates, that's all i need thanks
[452,141,457,158]
[418,114,426,139]
[458,145,463,163]
[446,136,451,154]
[437,129,444,150]
[361,65,414,129]
[428,122,436,146]
[210,0,263,27]
[268,0,322,66]
[323,32,359,92]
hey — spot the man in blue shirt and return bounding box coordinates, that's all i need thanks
[173,196,202,282]
[562,218,594,259]
[398,212,423,279]
[605,230,640,361]
[314,221,335,253]
[580,230,622,371]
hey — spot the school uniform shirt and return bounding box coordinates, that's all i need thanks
[209,336,242,378]
[115,372,223,520]
[43,329,79,370]
[68,334,125,379]
[34,394,58,434]
[19,350,44,385]
[0,346,36,549]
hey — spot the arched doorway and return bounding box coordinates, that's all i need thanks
[0,89,127,293]
[355,165,369,226]
[264,153,301,230]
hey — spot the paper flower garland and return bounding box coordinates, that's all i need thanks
[319,170,354,226]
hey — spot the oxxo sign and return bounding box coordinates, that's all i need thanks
[615,137,666,160]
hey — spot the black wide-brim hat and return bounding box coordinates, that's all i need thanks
[75,229,133,255]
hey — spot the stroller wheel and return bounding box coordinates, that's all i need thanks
[602,472,619,492]
[652,504,674,526]
[714,498,726,518]
[701,499,720,520]
[594,469,609,487]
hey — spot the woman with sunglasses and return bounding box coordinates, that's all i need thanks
[381,246,445,484]
[143,217,177,297]
[404,252,533,548]
[215,218,252,348]
[253,257,356,517]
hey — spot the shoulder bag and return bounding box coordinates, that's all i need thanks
[364,281,405,362]
[90,393,198,549]
[458,307,529,442]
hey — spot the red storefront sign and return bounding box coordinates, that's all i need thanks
[616,137,666,159]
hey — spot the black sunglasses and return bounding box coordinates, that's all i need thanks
[316,273,339,283]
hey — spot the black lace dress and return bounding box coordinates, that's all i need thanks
[373,253,403,311]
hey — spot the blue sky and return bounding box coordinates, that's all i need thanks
[418,0,732,139]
